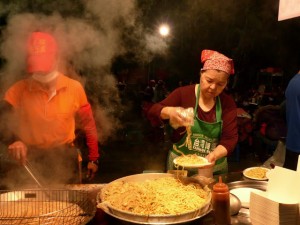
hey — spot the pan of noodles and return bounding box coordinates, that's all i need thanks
[97,173,212,224]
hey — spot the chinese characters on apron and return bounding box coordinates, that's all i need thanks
[167,84,228,175]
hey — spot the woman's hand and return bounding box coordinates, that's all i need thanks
[206,151,217,166]
[8,141,28,165]
[206,145,228,165]
[161,107,193,129]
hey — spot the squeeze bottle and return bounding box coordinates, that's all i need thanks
[212,176,231,225]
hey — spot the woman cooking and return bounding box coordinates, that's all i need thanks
[147,50,238,175]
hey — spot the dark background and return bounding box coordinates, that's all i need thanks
[1,0,300,90]
[112,0,300,93]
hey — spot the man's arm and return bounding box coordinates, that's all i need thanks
[77,103,99,160]
[77,103,99,180]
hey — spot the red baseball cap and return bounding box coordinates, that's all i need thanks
[26,32,58,73]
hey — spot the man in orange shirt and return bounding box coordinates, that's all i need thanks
[1,32,99,184]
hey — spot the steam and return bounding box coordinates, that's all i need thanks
[0,0,171,187]
[0,0,169,145]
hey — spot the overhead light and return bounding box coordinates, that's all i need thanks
[158,24,170,37]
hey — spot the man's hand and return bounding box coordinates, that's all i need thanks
[8,141,28,165]
[87,160,98,181]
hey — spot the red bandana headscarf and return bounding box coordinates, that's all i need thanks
[201,50,234,75]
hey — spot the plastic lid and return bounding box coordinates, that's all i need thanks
[213,176,229,192]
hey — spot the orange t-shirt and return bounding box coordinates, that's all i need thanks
[4,73,88,149]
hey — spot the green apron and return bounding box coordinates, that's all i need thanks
[167,84,228,175]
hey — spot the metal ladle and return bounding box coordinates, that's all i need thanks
[230,193,242,215]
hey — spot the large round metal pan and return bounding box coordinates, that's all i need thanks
[97,173,212,224]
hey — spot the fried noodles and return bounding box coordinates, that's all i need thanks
[244,167,268,179]
[185,126,193,150]
[101,177,208,215]
[175,154,207,167]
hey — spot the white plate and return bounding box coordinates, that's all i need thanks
[243,167,270,181]
[230,188,263,208]
[173,155,211,169]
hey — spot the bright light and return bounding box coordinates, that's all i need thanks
[159,24,170,37]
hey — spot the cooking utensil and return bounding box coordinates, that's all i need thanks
[228,180,268,192]
[230,193,241,215]
[98,173,212,224]
[228,180,267,209]
[227,180,268,224]
[23,160,44,188]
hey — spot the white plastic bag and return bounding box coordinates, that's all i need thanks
[170,107,194,129]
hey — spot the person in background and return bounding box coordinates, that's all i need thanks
[147,50,238,175]
[153,79,168,103]
[141,80,156,118]
[252,102,286,162]
[0,31,99,185]
[251,84,266,106]
[144,79,156,103]
[284,71,300,170]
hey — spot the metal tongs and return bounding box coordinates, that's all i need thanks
[23,160,44,188]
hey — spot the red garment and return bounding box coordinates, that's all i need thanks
[77,104,99,161]
[260,123,267,136]
[147,84,238,155]
[237,117,253,143]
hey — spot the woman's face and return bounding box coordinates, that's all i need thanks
[199,70,229,99]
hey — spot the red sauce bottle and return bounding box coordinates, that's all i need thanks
[212,176,231,225]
